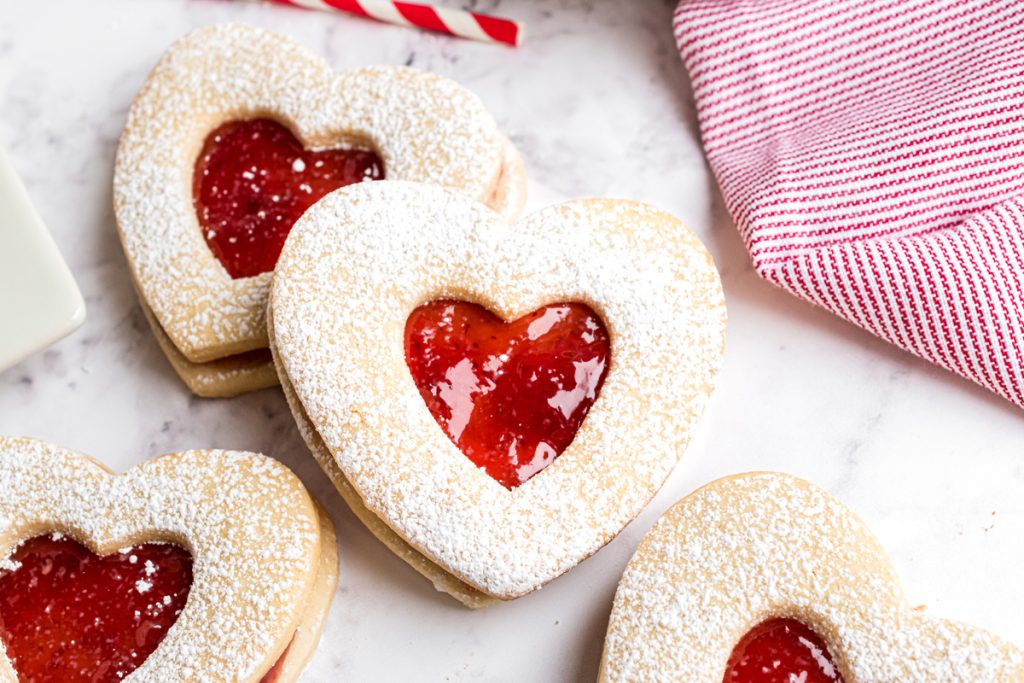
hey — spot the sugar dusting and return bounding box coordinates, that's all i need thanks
[114,24,511,363]
[0,437,321,682]
[137,290,278,398]
[601,473,1024,682]
[270,181,727,598]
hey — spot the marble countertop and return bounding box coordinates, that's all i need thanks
[1,1,1022,680]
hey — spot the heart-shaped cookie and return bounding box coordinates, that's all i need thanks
[114,23,526,398]
[599,472,1024,682]
[0,436,338,682]
[269,181,726,605]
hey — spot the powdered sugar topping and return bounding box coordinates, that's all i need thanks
[0,437,321,682]
[601,473,1024,682]
[114,23,509,363]
[271,181,726,598]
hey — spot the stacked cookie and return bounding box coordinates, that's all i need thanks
[114,25,524,398]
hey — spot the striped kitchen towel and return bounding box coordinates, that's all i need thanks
[674,0,1024,407]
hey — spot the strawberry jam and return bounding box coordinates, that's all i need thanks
[194,118,384,279]
[0,535,193,683]
[404,301,610,489]
[724,618,843,683]
[259,642,290,683]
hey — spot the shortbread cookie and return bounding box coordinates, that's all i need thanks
[600,472,1024,682]
[269,181,726,604]
[271,334,494,608]
[114,24,527,398]
[137,291,278,398]
[0,436,339,682]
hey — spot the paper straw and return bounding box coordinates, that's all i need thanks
[267,0,524,47]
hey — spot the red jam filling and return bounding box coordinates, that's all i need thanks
[404,300,611,489]
[193,118,385,279]
[258,641,291,683]
[0,535,193,683]
[724,618,844,683]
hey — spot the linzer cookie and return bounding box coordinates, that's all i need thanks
[114,23,526,398]
[269,181,726,606]
[0,436,339,682]
[600,472,1024,682]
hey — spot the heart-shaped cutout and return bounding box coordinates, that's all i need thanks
[600,473,1024,681]
[115,24,526,398]
[269,181,726,603]
[0,437,338,682]
[194,118,384,279]
[724,618,842,683]
[0,535,193,682]
[405,300,610,489]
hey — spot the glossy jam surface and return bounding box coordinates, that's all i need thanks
[194,118,385,279]
[0,535,193,683]
[724,618,844,683]
[405,301,610,489]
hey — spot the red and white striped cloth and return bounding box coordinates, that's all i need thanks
[674,0,1024,407]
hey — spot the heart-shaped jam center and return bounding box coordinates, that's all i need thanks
[0,534,193,682]
[405,301,611,489]
[724,618,843,683]
[194,118,385,279]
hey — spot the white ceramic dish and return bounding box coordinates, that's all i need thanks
[0,147,85,373]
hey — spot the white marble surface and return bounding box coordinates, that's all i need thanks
[1,1,1023,680]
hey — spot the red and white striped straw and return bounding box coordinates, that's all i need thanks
[267,0,524,47]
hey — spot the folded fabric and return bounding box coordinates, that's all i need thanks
[674,0,1024,407]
